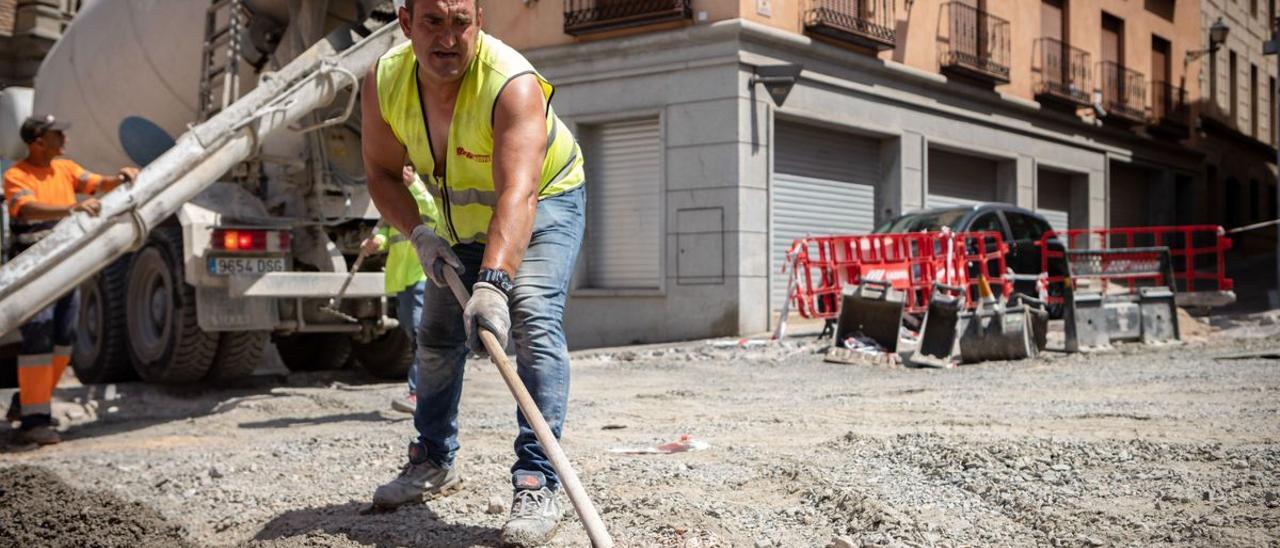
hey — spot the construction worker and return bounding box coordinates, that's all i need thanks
[362,1,585,545]
[360,165,440,414]
[2,114,137,445]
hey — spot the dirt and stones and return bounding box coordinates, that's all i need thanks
[0,464,193,547]
[0,320,1278,547]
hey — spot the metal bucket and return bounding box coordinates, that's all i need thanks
[958,297,1038,364]
[1139,286,1179,343]
[834,280,906,353]
[1065,290,1110,352]
[909,284,966,368]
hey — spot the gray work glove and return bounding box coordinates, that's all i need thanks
[410,224,463,287]
[463,282,510,355]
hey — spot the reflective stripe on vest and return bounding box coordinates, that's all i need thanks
[376,32,585,245]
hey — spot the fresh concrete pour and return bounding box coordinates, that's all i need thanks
[1,314,1279,547]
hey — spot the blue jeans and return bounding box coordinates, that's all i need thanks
[414,185,585,492]
[397,281,426,394]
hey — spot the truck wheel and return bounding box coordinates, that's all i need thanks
[73,255,138,384]
[125,227,218,383]
[352,328,414,380]
[207,331,268,381]
[273,334,351,372]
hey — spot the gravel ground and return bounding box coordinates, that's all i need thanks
[1,315,1278,547]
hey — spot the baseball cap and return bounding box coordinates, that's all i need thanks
[20,114,71,144]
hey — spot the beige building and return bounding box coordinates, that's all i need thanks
[0,0,81,88]
[474,0,1277,344]
[1199,0,1277,264]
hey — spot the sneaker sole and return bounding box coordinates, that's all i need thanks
[390,401,415,414]
[371,477,466,511]
[501,521,562,548]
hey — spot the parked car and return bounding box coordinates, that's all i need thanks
[874,203,1069,316]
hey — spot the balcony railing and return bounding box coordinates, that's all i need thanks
[939,2,1011,84]
[804,0,897,51]
[1149,81,1190,135]
[564,0,693,36]
[1098,61,1146,124]
[1033,38,1091,107]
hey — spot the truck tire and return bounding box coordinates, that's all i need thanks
[208,331,268,381]
[73,255,138,384]
[273,334,352,372]
[125,227,218,383]
[352,328,414,380]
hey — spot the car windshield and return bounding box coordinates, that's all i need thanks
[875,209,970,233]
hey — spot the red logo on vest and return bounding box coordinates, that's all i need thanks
[455,147,491,163]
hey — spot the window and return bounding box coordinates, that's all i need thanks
[1271,76,1277,145]
[1230,50,1239,124]
[1006,212,1048,243]
[1210,48,1218,109]
[581,118,663,290]
[1252,64,1259,138]
[970,212,1005,235]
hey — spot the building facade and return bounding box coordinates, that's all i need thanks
[0,0,81,88]
[1199,0,1277,267]
[477,0,1270,347]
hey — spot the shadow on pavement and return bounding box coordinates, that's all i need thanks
[1,368,402,452]
[238,410,401,429]
[252,501,502,548]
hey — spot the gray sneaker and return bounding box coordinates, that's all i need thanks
[372,442,463,509]
[500,471,563,547]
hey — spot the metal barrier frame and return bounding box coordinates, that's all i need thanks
[786,231,1011,320]
[1037,225,1234,306]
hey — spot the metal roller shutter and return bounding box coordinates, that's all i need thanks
[584,118,662,289]
[771,122,880,310]
[928,149,997,208]
[1037,170,1073,233]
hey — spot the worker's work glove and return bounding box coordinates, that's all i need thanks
[463,282,510,355]
[360,234,386,256]
[410,224,462,287]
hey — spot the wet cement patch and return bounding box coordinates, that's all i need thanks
[0,464,194,547]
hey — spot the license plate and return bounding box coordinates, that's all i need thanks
[208,256,287,276]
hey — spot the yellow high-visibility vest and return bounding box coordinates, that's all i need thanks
[376,32,584,245]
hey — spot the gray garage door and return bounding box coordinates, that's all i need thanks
[1037,170,1073,234]
[928,149,997,209]
[771,122,880,310]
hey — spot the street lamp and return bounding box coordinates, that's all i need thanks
[1187,18,1230,62]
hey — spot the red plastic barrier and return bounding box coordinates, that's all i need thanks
[785,231,1011,319]
[1037,225,1233,304]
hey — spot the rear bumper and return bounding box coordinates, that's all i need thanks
[227,272,386,298]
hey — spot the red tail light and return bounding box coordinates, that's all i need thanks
[211,229,291,252]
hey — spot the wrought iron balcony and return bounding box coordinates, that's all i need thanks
[1098,61,1146,124]
[564,0,693,36]
[939,2,1011,85]
[1033,38,1091,108]
[804,0,897,51]
[1149,81,1190,137]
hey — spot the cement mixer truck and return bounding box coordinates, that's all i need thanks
[0,0,413,384]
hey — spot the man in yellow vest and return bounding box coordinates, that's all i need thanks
[361,1,585,545]
[360,165,440,414]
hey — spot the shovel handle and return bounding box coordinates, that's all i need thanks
[442,267,614,548]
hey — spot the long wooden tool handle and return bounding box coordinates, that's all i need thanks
[332,222,384,308]
[443,268,614,548]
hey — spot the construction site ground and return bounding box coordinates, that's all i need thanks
[2,311,1279,548]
